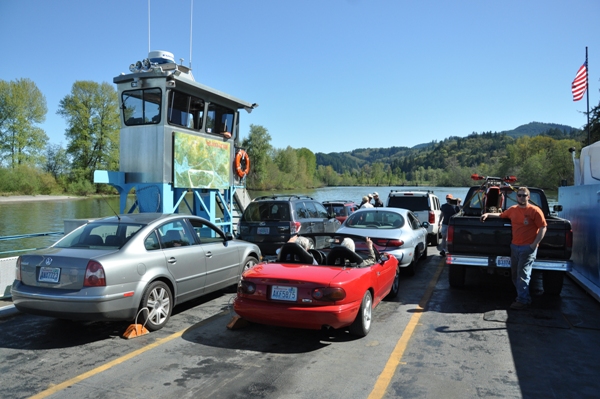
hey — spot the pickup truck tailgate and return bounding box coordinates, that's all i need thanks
[448,216,572,260]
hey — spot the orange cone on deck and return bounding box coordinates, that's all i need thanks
[122,324,149,339]
[122,308,150,339]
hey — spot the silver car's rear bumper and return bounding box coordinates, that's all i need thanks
[11,281,140,321]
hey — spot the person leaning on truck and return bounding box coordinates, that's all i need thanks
[437,194,459,257]
[480,187,547,310]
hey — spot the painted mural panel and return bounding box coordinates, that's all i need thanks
[173,132,231,189]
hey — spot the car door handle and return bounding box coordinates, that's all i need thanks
[205,251,213,258]
[168,257,176,264]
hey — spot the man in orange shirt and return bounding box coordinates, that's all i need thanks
[481,187,547,310]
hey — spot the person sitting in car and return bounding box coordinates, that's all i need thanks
[277,235,318,265]
[340,237,376,266]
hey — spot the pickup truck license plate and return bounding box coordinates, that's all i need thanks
[496,256,511,267]
[257,227,270,235]
[271,285,297,301]
[39,266,61,283]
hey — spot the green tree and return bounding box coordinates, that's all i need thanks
[57,81,120,182]
[0,78,48,168]
[45,143,70,180]
[241,124,273,189]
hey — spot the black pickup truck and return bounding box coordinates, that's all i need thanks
[446,176,573,294]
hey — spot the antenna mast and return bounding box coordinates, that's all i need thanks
[148,0,151,53]
[189,0,193,70]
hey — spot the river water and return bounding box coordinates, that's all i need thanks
[0,186,556,257]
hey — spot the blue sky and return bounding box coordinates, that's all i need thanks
[2,0,599,154]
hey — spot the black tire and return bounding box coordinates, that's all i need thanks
[428,232,439,247]
[349,290,373,337]
[448,264,466,288]
[543,270,565,295]
[139,281,173,331]
[421,243,428,260]
[402,252,417,276]
[386,265,400,299]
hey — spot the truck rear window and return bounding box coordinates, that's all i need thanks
[387,197,429,211]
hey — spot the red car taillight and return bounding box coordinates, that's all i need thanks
[312,287,346,301]
[239,280,256,295]
[84,260,106,287]
[566,229,573,249]
[428,210,435,224]
[16,257,22,281]
[447,225,454,245]
[291,221,302,234]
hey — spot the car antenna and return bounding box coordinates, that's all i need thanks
[101,193,121,221]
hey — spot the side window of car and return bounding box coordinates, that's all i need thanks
[158,220,196,248]
[188,218,223,244]
[409,213,421,229]
[313,202,329,218]
[294,201,310,219]
[144,231,161,251]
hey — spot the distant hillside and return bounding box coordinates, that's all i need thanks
[316,122,581,175]
[500,122,578,139]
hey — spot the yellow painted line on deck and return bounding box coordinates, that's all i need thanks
[368,260,445,399]
[28,310,228,399]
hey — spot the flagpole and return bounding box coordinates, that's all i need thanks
[586,46,590,145]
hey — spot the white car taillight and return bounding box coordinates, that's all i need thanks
[15,257,21,281]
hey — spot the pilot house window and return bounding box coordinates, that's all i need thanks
[122,88,162,125]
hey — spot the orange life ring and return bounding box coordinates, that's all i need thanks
[235,150,250,178]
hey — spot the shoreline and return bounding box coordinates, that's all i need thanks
[0,195,84,203]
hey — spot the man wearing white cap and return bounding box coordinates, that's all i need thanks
[437,194,459,256]
[372,192,384,207]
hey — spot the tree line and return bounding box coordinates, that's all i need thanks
[0,78,119,195]
[1,77,599,195]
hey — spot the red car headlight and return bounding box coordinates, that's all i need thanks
[312,287,346,301]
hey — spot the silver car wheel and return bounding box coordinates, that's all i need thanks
[243,256,259,272]
[140,281,173,331]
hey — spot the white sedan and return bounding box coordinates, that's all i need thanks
[336,207,428,276]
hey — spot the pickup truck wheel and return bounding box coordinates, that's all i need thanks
[449,264,466,288]
[543,270,564,295]
[421,244,428,260]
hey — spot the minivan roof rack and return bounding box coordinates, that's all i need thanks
[252,194,314,201]
[322,199,354,203]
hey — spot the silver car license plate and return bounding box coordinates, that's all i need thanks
[271,285,297,301]
[39,266,61,283]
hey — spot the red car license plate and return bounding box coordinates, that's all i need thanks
[271,285,297,301]
[39,266,61,283]
[496,256,511,267]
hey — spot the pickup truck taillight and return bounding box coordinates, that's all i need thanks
[290,221,302,234]
[428,211,435,224]
[566,229,573,249]
[447,225,454,245]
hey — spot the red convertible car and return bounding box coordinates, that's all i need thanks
[233,234,400,337]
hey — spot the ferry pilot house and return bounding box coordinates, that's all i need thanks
[122,88,235,137]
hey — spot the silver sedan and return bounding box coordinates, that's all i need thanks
[11,213,261,331]
[336,207,428,276]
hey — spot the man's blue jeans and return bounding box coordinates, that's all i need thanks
[510,244,537,304]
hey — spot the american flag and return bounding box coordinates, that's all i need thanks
[572,63,588,102]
